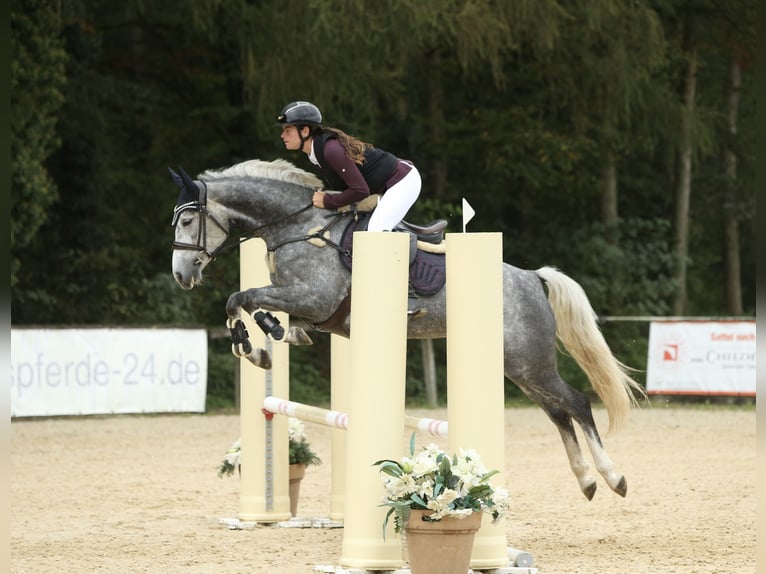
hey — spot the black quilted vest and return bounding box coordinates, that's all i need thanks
[313,132,399,193]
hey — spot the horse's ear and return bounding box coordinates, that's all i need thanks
[179,165,196,189]
[172,164,200,205]
[168,167,183,189]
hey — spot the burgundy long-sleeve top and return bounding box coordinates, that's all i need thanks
[310,137,411,210]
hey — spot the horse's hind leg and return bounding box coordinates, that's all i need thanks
[553,382,628,497]
[524,377,627,500]
[580,423,627,497]
[540,398,599,500]
[506,265,631,499]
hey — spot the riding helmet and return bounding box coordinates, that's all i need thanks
[276,101,323,127]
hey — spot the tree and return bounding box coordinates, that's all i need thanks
[721,47,743,315]
[717,0,756,315]
[659,0,756,315]
[671,23,698,316]
[532,1,666,237]
[10,1,68,287]
[11,0,258,324]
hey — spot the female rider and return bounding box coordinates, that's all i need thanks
[276,101,421,232]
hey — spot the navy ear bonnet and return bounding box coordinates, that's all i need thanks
[169,165,203,226]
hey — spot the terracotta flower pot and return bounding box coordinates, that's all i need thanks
[404,509,482,574]
[288,463,306,517]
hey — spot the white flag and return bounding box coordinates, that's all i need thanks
[462,198,475,232]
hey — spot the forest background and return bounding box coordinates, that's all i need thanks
[11,0,756,409]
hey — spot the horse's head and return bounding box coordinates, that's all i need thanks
[169,158,324,289]
[169,166,230,290]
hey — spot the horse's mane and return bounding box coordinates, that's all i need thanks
[199,159,322,188]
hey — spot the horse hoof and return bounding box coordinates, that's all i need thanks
[245,349,272,370]
[583,482,597,501]
[613,476,627,497]
[285,327,314,346]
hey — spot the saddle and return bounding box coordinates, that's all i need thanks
[311,196,447,336]
[337,194,446,246]
[338,212,447,297]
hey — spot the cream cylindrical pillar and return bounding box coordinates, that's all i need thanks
[446,232,508,569]
[339,232,409,569]
[329,334,350,521]
[238,238,292,523]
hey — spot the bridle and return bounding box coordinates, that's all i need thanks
[171,180,233,265]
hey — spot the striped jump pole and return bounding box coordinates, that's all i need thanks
[263,396,449,439]
[264,396,348,430]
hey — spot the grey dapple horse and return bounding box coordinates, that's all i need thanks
[170,158,645,500]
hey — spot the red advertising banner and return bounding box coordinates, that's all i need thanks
[646,320,756,396]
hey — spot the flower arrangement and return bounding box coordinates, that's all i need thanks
[218,438,242,477]
[373,435,510,535]
[287,416,321,467]
[218,417,320,478]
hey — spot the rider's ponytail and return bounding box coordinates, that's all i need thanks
[321,127,371,165]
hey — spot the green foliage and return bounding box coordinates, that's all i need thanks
[205,340,238,411]
[11,1,68,287]
[9,0,756,407]
[287,417,322,466]
[543,217,678,316]
[289,438,321,467]
[289,341,333,406]
[217,420,321,478]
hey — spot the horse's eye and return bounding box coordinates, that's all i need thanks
[181,217,193,227]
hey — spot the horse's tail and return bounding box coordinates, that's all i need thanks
[536,266,646,433]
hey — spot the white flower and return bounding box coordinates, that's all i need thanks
[384,474,418,499]
[433,506,474,520]
[288,417,306,442]
[421,443,443,458]
[225,440,241,466]
[452,448,487,486]
[411,452,439,477]
[491,487,511,514]
[414,475,435,499]
[426,489,462,520]
[398,456,416,473]
[435,488,460,506]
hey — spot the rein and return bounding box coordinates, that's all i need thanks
[267,210,353,257]
[172,179,338,261]
[222,202,317,258]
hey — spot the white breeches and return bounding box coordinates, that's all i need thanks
[367,163,422,232]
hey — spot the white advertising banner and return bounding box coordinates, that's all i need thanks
[10,328,208,417]
[646,321,756,395]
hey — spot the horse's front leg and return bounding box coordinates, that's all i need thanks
[226,314,273,370]
[225,285,315,369]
